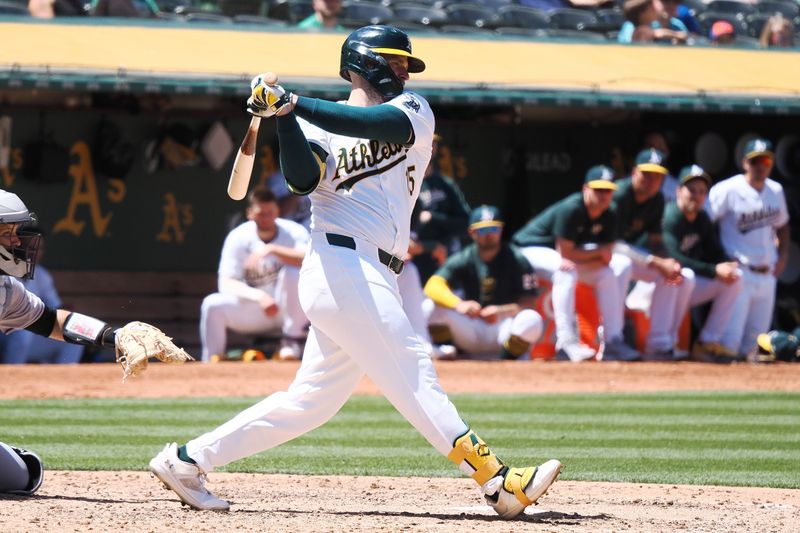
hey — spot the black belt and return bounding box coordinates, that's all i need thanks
[747,265,770,274]
[325,233,404,275]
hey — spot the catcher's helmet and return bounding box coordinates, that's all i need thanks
[340,25,425,99]
[0,189,41,279]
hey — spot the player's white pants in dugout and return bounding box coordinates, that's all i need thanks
[688,272,743,344]
[610,254,695,352]
[427,305,543,354]
[186,233,468,472]
[520,246,624,346]
[199,267,308,361]
[719,269,776,355]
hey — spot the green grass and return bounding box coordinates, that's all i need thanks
[2,392,799,488]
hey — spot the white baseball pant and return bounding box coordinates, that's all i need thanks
[199,266,307,361]
[396,260,432,345]
[186,233,469,471]
[427,305,543,354]
[610,254,696,353]
[719,269,777,354]
[686,271,743,345]
[520,246,624,346]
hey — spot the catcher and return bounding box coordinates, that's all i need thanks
[0,189,192,380]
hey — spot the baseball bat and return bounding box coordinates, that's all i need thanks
[227,72,278,201]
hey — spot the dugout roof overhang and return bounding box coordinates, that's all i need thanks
[2,18,800,115]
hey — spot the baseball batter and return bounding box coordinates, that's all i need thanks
[424,205,543,359]
[200,186,309,361]
[150,25,561,519]
[512,166,638,362]
[707,139,790,355]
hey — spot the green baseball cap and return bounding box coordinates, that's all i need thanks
[743,138,774,161]
[757,330,800,362]
[678,164,712,186]
[584,165,618,190]
[469,205,504,230]
[635,148,668,174]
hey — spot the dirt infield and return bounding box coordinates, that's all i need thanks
[1,361,799,532]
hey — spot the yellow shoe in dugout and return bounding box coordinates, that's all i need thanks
[448,429,562,519]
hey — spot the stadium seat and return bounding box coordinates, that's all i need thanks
[218,0,264,16]
[392,3,449,27]
[706,0,755,18]
[745,12,772,38]
[680,0,707,17]
[0,1,30,14]
[439,24,491,34]
[474,0,516,8]
[732,35,761,47]
[233,14,289,25]
[444,3,500,28]
[494,26,549,37]
[496,5,550,29]
[391,20,440,32]
[756,0,799,18]
[697,12,749,37]
[548,7,599,31]
[594,7,624,30]
[543,28,608,40]
[184,12,233,22]
[340,1,393,26]
[268,0,313,23]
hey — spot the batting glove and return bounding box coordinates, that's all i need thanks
[247,74,292,118]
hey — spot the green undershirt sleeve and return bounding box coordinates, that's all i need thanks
[293,96,414,145]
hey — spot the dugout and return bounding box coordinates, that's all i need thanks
[1,18,798,339]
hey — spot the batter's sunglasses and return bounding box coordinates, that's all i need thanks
[474,226,502,236]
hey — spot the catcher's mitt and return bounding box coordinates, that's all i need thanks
[115,321,194,381]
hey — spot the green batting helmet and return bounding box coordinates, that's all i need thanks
[339,25,426,98]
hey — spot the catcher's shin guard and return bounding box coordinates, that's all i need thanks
[447,429,504,485]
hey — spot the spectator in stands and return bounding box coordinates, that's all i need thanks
[619,0,688,44]
[200,187,309,362]
[759,14,794,49]
[298,0,343,30]
[643,131,679,203]
[609,148,696,358]
[631,25,657,42]
[410,133,471,284]
[662,165,743,362]
[674,1,700,35]
[424,206,543,360]
[513,166,638,362]
[0,232,83,364]
[710,20,736,46]
[28,0,86,17]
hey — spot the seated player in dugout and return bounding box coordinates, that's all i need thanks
[661,165,744,362]
[200,187,310,362]
[512,165,638,362]
[424,205,544,359]
[609,148,695,358]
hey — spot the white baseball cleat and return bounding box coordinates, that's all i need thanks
[149,443,229,511]
[482,459,562,519]
[557,340,596,362]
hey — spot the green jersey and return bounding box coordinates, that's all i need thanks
[434,243,537,306]
[297,15,344,30]
[662,202,730,278]
[612,177,665,249]
[512,192,616,249]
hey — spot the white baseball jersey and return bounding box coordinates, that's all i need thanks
[218,218,310,292]
[708,175,789,267]
[0,275,45,334]
[296,91,435,256]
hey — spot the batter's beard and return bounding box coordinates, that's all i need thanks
[477,241,500,254]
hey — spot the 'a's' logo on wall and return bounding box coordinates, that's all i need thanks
[54,142,126,237]
[156,192,193,244]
